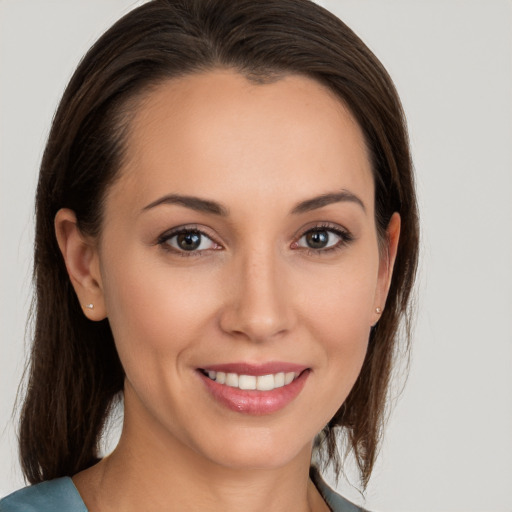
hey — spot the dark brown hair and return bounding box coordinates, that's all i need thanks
[20,0,419,489]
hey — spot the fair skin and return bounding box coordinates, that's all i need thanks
[55,70,399,512]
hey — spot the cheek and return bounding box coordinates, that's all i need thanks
[317,291,371,383]
[298,249,379,402]
[100,252,218,373]
[301,250,379,337]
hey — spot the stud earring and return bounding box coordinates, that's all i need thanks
[375,307,382,314]
[85,303,94,310]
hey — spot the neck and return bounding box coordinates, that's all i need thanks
[73,393,328,512]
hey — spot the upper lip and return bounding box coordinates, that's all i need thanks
[199,362,309,376]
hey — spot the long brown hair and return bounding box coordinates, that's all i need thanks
[20,0,419,489]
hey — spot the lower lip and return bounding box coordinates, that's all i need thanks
[199,370,310,415]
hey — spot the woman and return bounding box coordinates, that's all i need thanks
[0,0,418,510]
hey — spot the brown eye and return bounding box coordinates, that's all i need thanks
[304,230,330,249]
[177,232,202,251]
[295,226,351,252]
[161,230,218,253]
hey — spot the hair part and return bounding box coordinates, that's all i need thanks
[20,0,419,489]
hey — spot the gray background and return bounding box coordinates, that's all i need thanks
[1,1,511,511]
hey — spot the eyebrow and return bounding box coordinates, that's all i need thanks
[142,194,229,216]
[291,190,366,214]
[142,189,365,216]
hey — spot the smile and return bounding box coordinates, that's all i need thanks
[203,370,299,391]
[198,363,310,415]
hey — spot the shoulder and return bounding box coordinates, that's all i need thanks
[310,467,370,512]
[0,478,88,512]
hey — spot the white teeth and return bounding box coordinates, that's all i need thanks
[274,372,285,388]
[225,373,239,387]
[206,370,300,391]
[256,374,275,391]
[285,372,295,385]
[238,375,257,390]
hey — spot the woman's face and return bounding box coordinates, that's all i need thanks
[88,71,397,470]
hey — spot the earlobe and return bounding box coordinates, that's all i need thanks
[373,212,401,323]
[54,208,107,321]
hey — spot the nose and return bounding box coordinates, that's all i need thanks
[218,248,294,343]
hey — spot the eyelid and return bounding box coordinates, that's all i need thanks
[292,222,354,252]
[156,224,223,255]
[292,221,352,239]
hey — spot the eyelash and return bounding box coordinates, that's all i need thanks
[156,223,354,257]
[295,224,354,256]
[157,225,220,257]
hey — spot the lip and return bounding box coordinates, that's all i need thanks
[201,362,308,376]
[197,362,310,415]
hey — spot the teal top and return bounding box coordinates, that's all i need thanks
[0,478,87,512]
[0,471,366,512]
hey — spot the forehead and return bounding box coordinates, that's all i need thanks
[110,70,374,216]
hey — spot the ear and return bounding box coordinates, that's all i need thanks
[372,212,401,325]
[54,208,107,321]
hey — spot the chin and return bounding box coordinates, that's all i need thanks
[192,425,314,471]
